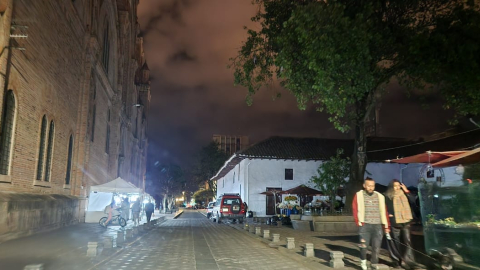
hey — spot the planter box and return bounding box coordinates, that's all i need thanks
[312,216,357,233]
[292,220,314,231]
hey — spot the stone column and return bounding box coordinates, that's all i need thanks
[286,237,295,249]
[117,231,125,244]
[255,227,262,235]
[86,242,99,257]
[272,233,280,242]
[304,243,314,257]
[103,236,113,249]
[125,228,133,240]
[24,264,44,270]
[249,225,255,233]
[263,229,270,239]
[329,251,345,268]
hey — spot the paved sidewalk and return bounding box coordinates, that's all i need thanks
[0,210,173,270]
[199,210,431,270]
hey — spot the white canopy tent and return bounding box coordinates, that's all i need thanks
[85,177,144,223]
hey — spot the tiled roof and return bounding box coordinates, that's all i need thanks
[237,136,352,160]
[211,129,480,181]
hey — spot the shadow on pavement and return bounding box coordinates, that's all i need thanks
[314,235,357,242]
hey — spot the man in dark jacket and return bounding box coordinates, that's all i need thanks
[145,200,155,223]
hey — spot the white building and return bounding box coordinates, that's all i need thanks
[212,131,480,217]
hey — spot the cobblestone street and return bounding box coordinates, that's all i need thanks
[95,211,311,270]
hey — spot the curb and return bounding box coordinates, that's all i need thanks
[173,210,184,219]
[228,223,330,270]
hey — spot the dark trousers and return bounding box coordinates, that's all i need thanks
[146,211,153,222]
[387,223,415,265]
[359,223,384,264]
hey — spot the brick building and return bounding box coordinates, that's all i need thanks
[0,0,150,242]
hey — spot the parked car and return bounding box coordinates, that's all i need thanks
[212,193,245,224]
[206,202,215,219]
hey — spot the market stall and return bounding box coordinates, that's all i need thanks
[391,148,480,268]
[85,177,143,223]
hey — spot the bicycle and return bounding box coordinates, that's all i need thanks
[99,213,127,227]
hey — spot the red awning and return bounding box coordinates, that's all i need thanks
[431,147,480,168]
[388,151,466,164]
[387,149,480,168]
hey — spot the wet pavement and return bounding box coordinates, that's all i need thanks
[0,209,436,270]
[0,211,173,270]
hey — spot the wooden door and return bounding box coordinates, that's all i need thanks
[266,187,282,215]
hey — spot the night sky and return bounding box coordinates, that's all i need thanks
[137,0,453,169]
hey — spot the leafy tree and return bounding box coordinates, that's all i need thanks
[193,189,214,206]
[230,0,480,203]
[310,149,350,213]
[148,163,186,213]
[191,141,229,196]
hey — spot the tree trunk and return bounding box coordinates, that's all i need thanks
[345,116,368,210]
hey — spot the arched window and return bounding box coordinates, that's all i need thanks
[0,90,16,175]
[36,115,47,180]
[90,104,96,142]
[102,22,110,73]
[65,135,74,185]
[44,121,55,182]
[105,108,110,153]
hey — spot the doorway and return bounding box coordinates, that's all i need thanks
[265,187,282,215]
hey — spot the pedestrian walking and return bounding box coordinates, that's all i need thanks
[121,198,130,221]
[384,179,420,269]
[145,200,155,223]
[352,177,390,270]
[131,199,141,226]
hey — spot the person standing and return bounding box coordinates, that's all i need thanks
[352,177,390,270]
[145,200,155,223]
[131,199,141,226]
[384,179,418,269]
[121,198,130,222]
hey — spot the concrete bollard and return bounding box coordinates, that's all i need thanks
[249,225,255,233]
[329,251,345,268]
[103,236,113,248]
[117,231,125,244]
[304,243,314,257]
[263,229,270,239]
[244,223,249,230]
[272,233,280,243]
[132,226,138,235]
[371,264,390,270]
[286,237,295,249]
[24,264,44,270]
[125,228,133,240]
[255,227,262,235]
[86,242,99,257]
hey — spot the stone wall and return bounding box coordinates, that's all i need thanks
[0,192,79,243]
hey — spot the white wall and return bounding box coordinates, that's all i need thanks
[217,159,323,217]
[215,158,464,217]
[364,163,401,186]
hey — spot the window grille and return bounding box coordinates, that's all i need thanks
[0,90,16,175]
[65,135,73,185]
[44,121,55,182]
[36,115,47,180]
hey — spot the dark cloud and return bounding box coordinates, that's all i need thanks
[138,0,454,169]
[168,50,197,63]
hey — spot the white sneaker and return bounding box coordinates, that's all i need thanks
[361,260,368,270]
